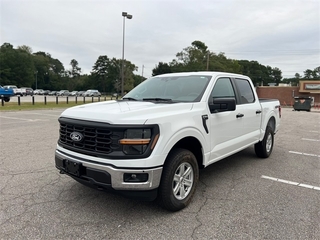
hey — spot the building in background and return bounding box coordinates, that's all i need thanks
[256,80,320,107]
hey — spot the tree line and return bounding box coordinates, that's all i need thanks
[0,43,144,93]
[152,41,320,86]
[0,41,319,93]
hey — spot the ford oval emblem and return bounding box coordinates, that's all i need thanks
[70,132,83,142]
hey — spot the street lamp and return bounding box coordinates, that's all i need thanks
[121,12,133,96]
[35,71,38,89]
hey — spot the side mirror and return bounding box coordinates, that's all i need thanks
[209,98,236,113]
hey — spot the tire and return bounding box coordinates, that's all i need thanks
[3,97,10,102]
[255,126,274,158]
[158,148,199,211]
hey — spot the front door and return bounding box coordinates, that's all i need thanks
[207,77,243,164]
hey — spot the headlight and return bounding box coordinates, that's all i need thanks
[120,129,159,155]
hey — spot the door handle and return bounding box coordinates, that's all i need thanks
[256,110,262,114]
[236,113,244,118]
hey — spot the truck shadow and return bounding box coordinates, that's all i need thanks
[58,146,264,214]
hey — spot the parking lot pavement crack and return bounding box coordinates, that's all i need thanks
[4,168,56,176]
[185,180,208,239]
[0,174,14,192]
[191,197,208,239]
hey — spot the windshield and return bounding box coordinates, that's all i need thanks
[124,75,211,102]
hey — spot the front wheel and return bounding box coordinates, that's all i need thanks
[255,126,274,158]
[158,148,199,211]
[3,97,10,102]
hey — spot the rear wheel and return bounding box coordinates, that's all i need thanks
[158,148,199,211]
[255,126,274,158]
[3,97,10,102]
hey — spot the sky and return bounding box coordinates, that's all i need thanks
[1,0,319,79]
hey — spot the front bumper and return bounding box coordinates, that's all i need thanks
[55,149,163,193]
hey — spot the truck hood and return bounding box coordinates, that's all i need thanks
[60,100,193,124]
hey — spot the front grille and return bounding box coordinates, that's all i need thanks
[59,118,124,157]
[58,117,159,159]
[60,124,121,154]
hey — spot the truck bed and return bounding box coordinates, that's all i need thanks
[259,98,279,103]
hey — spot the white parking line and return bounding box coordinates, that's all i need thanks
[23,112,60,117]
[302,138,320,142]
[0,116,43,122]
[261,175,320,191]
[289,151,320,158]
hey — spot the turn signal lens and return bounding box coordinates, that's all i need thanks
[120,129,152,155]
[119,139,150,145]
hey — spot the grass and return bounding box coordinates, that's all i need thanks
[0,97,112,111]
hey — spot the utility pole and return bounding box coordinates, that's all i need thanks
[141,65,144,78]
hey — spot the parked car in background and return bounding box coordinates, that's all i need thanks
[83,89,101,97]
[70,91,78,96]
[111,93,119,99]
[3,85,24,96]
[21,87,34,96]
[77,91,85,96]
[57,90,70,96]
[49,91,57,96]
[34,89,44,95]
[0,85,14,102]
[43,90,51,95]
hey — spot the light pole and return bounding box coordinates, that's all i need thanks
[121,12,133,96]
[35,71,38,89]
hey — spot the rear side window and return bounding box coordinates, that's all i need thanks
[235,78,255,104]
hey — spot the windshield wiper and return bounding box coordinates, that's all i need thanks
[143,98,173,102]
[122,97,137,101]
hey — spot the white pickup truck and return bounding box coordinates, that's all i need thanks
[55,71,281,211]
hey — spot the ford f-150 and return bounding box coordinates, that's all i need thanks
[55,71,281,211]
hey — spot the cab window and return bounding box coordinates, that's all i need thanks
[211,78,235,99]
[235,78,255,104]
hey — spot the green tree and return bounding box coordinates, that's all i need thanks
[133,74,146,87]
[152,62,172,76]
[312,66,320,79]
[70,59,81,78]
[18,45,33,54]
[303,69,313,79]
[91,55,110,93]
[31,51,65,90]
[0,43,35,87]
[174,40,208,71]
[270,67,282,85]
[122,60,137,92]
[237,60,273,86]
[153,41,243,76]
[33,52,51,89]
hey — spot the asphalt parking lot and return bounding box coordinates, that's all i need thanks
[0,107,319,239]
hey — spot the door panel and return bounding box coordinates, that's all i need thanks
[208,77,242,163]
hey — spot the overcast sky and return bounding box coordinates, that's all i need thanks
[1,0,319,79]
